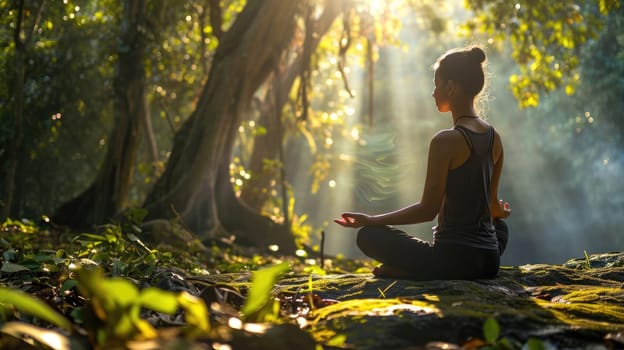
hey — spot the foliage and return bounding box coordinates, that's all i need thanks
[0,0,119,216]
[474,317,553,350]
[464,0,620,108]
[75,267,209,344]
[0,288,72,331]
[0,218,354,348]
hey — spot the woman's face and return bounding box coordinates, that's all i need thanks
[432,71,451,113]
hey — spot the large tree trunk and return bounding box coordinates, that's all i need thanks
[215,123,295,251]
[240,2,343,211]
[143,0,299,250]
[53,0,147,228]
[239,104,281,211]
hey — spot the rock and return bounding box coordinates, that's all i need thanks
[203,252,624,349]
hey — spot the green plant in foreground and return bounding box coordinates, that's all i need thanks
[0,267,210,348]
[74,267,210,344]
[0,287,73,331]
[0,287,74,349]
[482,317,551,350]
[241,262,291,323]
[0,261,297,348]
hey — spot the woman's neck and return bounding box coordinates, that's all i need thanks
[451,106,477,124]
[449,92,477,123]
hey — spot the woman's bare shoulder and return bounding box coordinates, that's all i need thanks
[430,128,467,155]
[432,128,462,139]
[432,128,465,144]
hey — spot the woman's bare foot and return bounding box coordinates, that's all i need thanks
[372,264,412,278]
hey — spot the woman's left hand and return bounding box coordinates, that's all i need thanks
[333,212,373,228]
[492,199,511,219]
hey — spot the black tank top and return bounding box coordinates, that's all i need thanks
[433,125,499,250]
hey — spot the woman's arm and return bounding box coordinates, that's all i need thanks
[335,131,453,228]
[490,131,511,219]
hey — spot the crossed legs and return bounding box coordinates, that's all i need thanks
[356,220,509,280]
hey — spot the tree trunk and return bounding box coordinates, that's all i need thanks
[143,0,299,249]
[239,104,281,211]
[240,1,344,211]
[53,0,147,228]
[215,123,296,252]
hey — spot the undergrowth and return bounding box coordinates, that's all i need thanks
[0,216,373,349]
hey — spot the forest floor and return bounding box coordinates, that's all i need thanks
[1,218,624,349]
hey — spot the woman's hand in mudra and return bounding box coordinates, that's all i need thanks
[492,199,511,219]
[334,212,374,228]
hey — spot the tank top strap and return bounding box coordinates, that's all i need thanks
[454,125,495,156]
[454,125,473,150]
[487,126,495,153]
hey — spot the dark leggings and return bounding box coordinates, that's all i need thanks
[356,220,509,281]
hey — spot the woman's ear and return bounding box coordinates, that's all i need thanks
[447,80,460,97]
[446,80,457,96]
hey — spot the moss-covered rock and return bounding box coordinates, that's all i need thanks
[207,252,624,349]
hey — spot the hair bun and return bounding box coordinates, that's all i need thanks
[469,47,486,64]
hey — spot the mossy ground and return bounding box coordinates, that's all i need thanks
[198,252,624,349]
[2,220,623,349]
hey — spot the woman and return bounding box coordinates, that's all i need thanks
[334,46,511,280]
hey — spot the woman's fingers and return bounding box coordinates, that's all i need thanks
[334,213,362,227]
[494,200,511,219]
[334,217,354,226]
[333,218,347,225]
[498,200,511,217]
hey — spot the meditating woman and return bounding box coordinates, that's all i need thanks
[334,46,511,280]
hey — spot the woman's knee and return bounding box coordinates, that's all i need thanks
[494,219,508,233]
[356,226,375,251]
[493,219,509,255]
[356,226,386,253]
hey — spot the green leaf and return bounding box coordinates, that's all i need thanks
[599,0,621,15]
[0,288,72,330]
[2,249,17,261]
[241,262,290,322]
[77,233,107,241]
[139,287,179,314]
[76,267,139,309]
[102,278,139,307]
[75,267,105,298]
[125,207,148,224]
[1,262,30,273]
[327,334,347,346]
[177,291,210,331]
[483,316,500,343]
[60,279,78,293]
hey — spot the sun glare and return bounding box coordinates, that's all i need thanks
[368,0,385,16]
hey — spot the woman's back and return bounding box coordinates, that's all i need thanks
[435,123,500,251]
